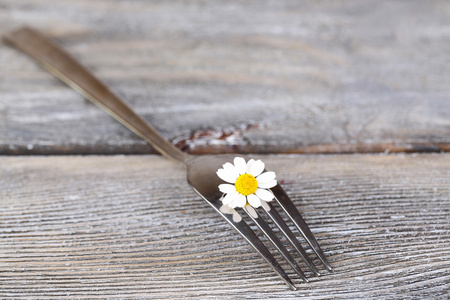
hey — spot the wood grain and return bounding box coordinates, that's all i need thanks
[1,0,449,155]
[1,154,449,299]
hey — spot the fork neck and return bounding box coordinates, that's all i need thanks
[101,99,191,163]
[118,114,191,163]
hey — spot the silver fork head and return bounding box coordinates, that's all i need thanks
[185,154,332,290]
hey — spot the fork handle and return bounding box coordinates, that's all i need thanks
[3,26,190,163]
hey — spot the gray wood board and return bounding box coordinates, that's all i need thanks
[1,154,449,299]
[1,0,449,155]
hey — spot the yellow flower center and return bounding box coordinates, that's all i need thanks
[235,174,258,196]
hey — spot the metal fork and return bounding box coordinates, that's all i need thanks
[4,27,332,290]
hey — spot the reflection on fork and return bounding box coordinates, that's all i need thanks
[4,26,333,290]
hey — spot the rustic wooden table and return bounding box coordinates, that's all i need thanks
[1,1,449,299]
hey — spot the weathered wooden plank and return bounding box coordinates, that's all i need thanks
[1,154,449,298]
[1,0,449,155]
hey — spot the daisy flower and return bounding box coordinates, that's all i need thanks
[216,157,277,209]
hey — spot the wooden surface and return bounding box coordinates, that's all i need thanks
[1,1,449,299]
[1,154,449,299]
[1,0,449,155]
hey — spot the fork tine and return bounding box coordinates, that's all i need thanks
[202,195,298,291]
[262,202,321,276]
[243,206,309,283]
[271,185,333,272]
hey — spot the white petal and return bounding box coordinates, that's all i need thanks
[222,190,239,205]
[260,200,271,211]
[229,194,247,208]
[235,194,247,207]
[258,180,277,189]
[256,171,276,184]
[220,204,234,214]
[219,184,236,194]
[222,162,240,179]
[245,159,255,174]
[247,194,262,208]
[247,159,265,177]
[228,201,238,208]
[232,213,242,223]
[233,157,247,174]
[245,205,258,218]
[217,169,238,184]
[255,188,275,201]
